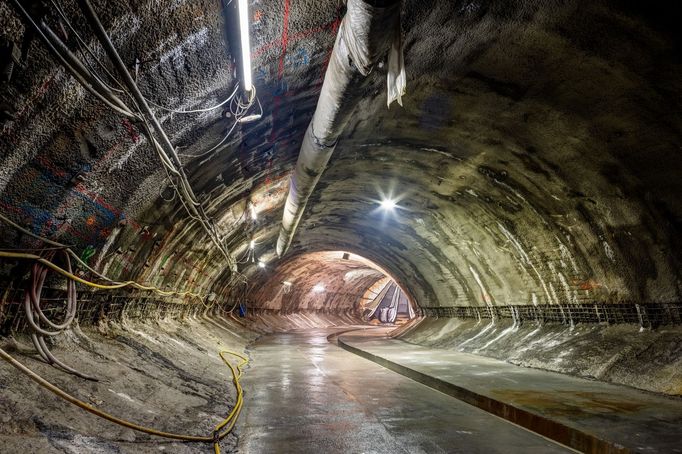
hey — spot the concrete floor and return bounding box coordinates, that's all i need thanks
[238,327,570,453]
[339,328,682,453]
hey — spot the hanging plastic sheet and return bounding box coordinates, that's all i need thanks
[387,21,406,107]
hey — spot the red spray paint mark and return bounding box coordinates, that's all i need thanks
[5,74,57,143]
[253,18,340,59]
[121,118,140,143]
[277,0,291,80]
[36,155,67,178]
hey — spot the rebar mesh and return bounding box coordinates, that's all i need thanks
[418,302,682,328]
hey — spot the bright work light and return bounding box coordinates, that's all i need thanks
[380,199,397,210]
[238,0,252,93]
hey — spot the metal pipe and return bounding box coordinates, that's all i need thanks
[276,0,401,257]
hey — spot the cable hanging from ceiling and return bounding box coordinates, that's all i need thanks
[3,0,262,382]
[7,0,264,278]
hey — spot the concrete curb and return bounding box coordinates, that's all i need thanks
[337,337,629,454]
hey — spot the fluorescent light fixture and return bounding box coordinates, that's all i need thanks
[282,281,292,286]
[249,239,255,249]
[257,260,266,268]
[238,0,252,93]
[312,284,325,293]
[380,198,397,210]
[249,203,257,220]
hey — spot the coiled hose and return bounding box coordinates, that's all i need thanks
[23,249,97,380]
[0,230,249,450]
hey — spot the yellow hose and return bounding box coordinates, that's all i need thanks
[0,215,248,452]
[0,251,204,301]
[0,212,210,303]
[0,345,248,451]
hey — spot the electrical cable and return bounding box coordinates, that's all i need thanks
[7,0,137,119]
[179,88,260,160]
[145,84,239,114]
[11,0,240,274]
[0,213,206,301]
[10,0,266,277]
[0,211,229,381]
[180,119,240,159]
[0,251,206,299]
[40,21,132,114]
[76,0,237,272]
[0,345,248,452]
[49,0,128,95]
[15,248,96,380]
[159,176,178,203]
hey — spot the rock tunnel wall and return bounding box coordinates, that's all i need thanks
[398,317,682,396]
[0,0,680,335]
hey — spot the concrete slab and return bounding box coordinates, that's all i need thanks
[338,328,682,454]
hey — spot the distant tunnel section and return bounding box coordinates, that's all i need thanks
[247,251,416,324]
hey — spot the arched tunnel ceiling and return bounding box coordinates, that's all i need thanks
[249,251,386,311]
[0,0,680,310]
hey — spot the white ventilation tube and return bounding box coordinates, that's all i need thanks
[277,0,402,257]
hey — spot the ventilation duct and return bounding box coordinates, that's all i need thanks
[276,0,402,257]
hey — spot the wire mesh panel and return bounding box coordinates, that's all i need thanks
[0,286,199,336]
[419,302,682,327]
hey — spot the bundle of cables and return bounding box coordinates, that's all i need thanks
[1,0,258,448]
[0,213,250,451]
[0,211,223,378]
[8,0,266,275]
[24,249,97,380]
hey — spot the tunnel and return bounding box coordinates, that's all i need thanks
[0,0,681,452]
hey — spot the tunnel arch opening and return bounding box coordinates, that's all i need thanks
[246,250,418,324]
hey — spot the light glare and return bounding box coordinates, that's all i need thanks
[380,199,397,210]
[257,260,266,268]
[312,284,325,293]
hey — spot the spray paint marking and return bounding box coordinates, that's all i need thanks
[4,74,57,143]
[121,118,140,143]
[277,0,291,80]
[286,47,310,68]
[0,157,141,245]
[253,17,340,59]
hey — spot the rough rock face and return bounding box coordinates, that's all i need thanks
[0,1,680,348]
